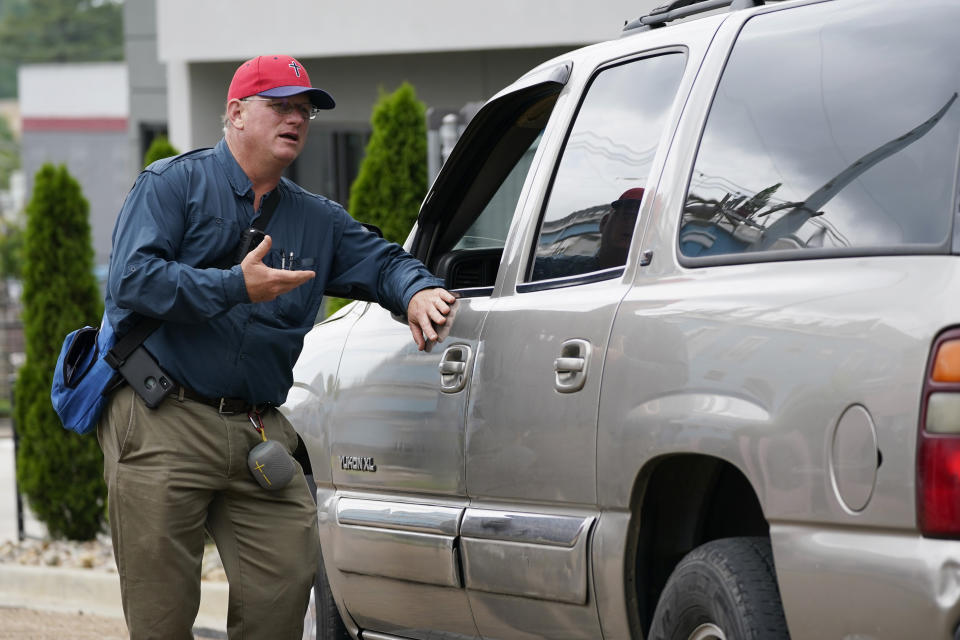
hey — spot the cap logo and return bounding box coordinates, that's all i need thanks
[288,60,302,78]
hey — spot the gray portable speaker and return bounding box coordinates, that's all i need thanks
[247,440,296,490]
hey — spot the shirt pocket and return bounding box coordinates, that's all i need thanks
[183,211,243,266]
[264,249,319,325]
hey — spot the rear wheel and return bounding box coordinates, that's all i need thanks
[649,537,789,640]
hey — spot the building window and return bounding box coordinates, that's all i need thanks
[291,128,370,207]
[138,122,169,163]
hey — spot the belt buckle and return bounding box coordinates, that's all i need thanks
[218,396,249,415]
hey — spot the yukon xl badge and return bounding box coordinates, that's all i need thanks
[339,455,377,472]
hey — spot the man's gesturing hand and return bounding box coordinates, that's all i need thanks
[407,287,457,351]
[241,235,315,303]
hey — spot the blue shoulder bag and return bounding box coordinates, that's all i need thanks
[51,315,121,435]
[51,315,160,435]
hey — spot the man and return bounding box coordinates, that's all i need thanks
[99,55,455,639]
[531,187,643,280]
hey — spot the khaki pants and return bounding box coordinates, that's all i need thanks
[98,386,319,640]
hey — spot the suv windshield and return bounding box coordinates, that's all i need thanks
[680,0,960,261]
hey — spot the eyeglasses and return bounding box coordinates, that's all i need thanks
[241,97,320,120]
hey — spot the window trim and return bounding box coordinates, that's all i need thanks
[522,48,689,288]
[516,266,626,294]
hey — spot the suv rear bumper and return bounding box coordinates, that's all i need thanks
[773,523,960,639]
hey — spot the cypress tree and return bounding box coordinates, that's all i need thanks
[143,135,179,168]
[349,82,428,245]
[326,82,427,316]
[15,164,105,540]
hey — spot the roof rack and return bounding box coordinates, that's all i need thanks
[622,0,764,34]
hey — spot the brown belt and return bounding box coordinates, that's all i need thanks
[176,385,271,415]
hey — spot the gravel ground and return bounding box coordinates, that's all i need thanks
[0,606,130,640]
[0,535,227,581]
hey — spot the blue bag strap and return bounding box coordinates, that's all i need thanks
[104,317,161,368]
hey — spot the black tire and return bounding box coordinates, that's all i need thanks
[649,537,790,640]
[313,549,351,640]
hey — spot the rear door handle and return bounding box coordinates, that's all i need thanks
[438,344,472,393]
[555,339,592,393]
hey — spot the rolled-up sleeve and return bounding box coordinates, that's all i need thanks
[325,211,444,315]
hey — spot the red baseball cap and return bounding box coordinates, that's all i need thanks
[228,55,335,110]
[611,187,645,208]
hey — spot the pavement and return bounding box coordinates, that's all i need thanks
[0,563,229,635]
[0,417,230,638]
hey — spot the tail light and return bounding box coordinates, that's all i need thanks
[918,331,960,537]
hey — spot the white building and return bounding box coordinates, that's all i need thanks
[134,1,659,206]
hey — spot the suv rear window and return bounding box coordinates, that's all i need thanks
[680,0,960,262]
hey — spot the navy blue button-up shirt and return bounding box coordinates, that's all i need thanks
[105,139,443,405]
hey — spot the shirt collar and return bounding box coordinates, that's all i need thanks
[214,139,254,199]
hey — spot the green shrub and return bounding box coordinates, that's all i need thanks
[348,82,427,243]
[329,82,427,317]
[15,164,105,540]
[143,135,179,168]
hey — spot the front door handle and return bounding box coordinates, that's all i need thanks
[555,339,592,393]
[438,344,472,393]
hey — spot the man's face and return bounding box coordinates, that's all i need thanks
[238,95,312,166]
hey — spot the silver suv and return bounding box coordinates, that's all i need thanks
[284,0,960,637]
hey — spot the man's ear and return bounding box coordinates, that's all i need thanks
[227,100,245,130]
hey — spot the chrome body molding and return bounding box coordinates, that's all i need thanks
[461,511,596,604]
[461,537,591,604]
[332,498,465,588]
[460,509,593,547]
[361,632,405,640]
[361,631,477,640]
[360,633,410,640]
[329,497,597,605]
[337,497,461,536]
[332,525,462,588]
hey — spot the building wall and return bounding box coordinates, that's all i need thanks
[154,1,658,154]
[20,130,130,270]
[137,1,661,207]
[156,0,648,62]
[19,63,130,270]
[124,0,167,175]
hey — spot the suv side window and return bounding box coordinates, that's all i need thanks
[527,53,686,284]
[416,86,562,295]
[680,0,960,262]
[454,131,543,251]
